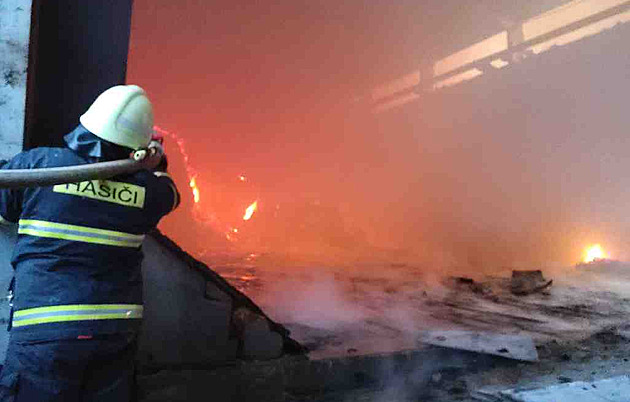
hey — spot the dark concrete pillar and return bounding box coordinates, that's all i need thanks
[24,0,134,149]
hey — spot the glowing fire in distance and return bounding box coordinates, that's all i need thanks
[189,176,200,204]
[243,201,258,221]
[583,244,606,263]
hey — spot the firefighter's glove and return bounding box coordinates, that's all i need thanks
[133,141,163,161]
[132,141,166,172]
[148,140,165,158]
[148,141,168,172]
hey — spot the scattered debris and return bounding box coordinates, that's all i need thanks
[615,324,630,339]
[557,375,573,383]
[591,327,628,345]
[420,330,539,362]
[449,277,475,286]
[210,259,630,400]
[448,379,468,395]
[510,270,552,296]
[446,276,494,297]
[488,375,630,402]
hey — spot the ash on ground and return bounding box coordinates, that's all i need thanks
[209,256,630,355]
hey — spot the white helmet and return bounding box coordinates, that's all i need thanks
[79,85,154,150]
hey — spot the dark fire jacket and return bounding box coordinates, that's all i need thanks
[0,127,179,341]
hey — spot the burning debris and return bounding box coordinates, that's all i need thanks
[189,175,200,204]
[583,244,607,264]
[242,200,258,221]
[156,124,265,246]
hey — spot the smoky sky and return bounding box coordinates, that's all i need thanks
[127,0,630,269]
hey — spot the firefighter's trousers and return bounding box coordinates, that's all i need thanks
[0,333,137,402]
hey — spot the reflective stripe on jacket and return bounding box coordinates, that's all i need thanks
[18,219,145,248]
[12,304,143,328]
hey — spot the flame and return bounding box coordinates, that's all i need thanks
[243,201,258,221]
[189,176,200,203]
[583,244,606,263]
[239,175,247,182]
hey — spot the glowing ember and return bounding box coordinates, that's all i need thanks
[243,201,258,221]
[189,176,200,203]
[239,275,255,281]
[583,244,606,263]
[239,175,247,182]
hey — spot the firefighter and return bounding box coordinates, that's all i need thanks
[0,85,180,401]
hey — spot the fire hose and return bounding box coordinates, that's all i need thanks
[0,147,164,189]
